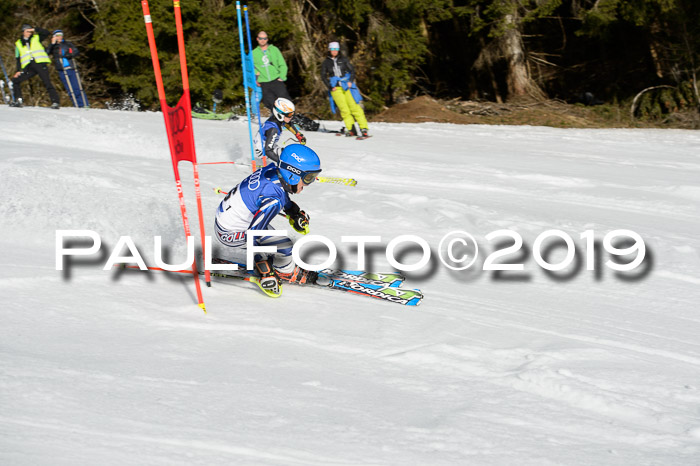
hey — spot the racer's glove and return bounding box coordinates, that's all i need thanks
[288,210,310,234]
[285,201,310,234]
[295,132,307,145]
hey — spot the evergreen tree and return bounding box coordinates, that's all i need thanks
[1,0,698,116]
[89,0,241,109]
[578,0,700,114]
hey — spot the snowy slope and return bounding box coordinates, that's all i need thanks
[1,105,700,465]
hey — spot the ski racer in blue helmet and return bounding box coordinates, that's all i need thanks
[214,143,322,296]
[278,143,322,193]
[253,97,307,164]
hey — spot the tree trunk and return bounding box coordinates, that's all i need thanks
[503,14,529,98]
[473,1,547,102]
[289,0,321,95]
[649,20,665,79]
[474,37,504,103]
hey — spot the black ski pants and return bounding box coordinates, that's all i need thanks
[260,79,291,112]
[12,61,60,104]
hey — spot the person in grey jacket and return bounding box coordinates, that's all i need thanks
[47,30,87,107]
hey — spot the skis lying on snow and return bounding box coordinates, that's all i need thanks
[192,110,236,121]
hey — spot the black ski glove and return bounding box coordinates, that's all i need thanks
[285,201,310,234]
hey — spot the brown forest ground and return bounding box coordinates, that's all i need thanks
[372,95,700,130]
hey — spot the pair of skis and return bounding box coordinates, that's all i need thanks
[60,65,89,108]
[334,128,372,140]
[209,264,423,306]
[316,176,357,186]
[214,176,357,193]
[122,264,423,306]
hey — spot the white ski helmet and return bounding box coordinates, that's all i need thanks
[272,97,295,122]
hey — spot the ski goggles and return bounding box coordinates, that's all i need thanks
[281,162,322,185]
[301,170,321,185]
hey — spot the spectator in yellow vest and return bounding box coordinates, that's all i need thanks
[11,24,61,109]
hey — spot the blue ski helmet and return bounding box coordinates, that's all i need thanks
[278,144,322,186]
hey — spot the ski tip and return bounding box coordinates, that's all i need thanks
[263,288,283,298]
[250,277,283,298]
[199,303,207,314]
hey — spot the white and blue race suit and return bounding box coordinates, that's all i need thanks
[253,116,304,164]
[253,117,284,163]
[214,163,296,273]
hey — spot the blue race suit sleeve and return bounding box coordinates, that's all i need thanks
[248,196,282,244]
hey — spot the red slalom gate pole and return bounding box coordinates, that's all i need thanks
[172,0,211,290]
[141,0,206,313]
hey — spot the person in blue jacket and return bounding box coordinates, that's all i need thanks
[320,41,369,137]
[47,30,87,107]
[214,144,322,296]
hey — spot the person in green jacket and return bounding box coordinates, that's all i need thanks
[252,31,292,113]
[11,24,61,109]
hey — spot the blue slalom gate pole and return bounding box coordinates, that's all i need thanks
[244,5,263,131]
[236,1,257,171]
